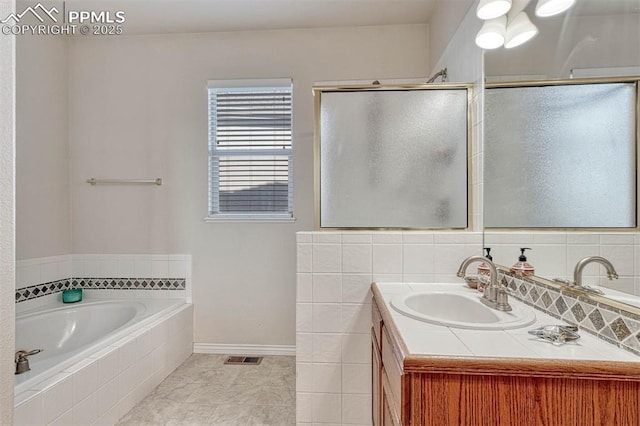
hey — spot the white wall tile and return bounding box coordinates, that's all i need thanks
[372,233,402,244]
[433,244,479,276]
[342,393,371,425]
[297,392,313,423]
[313,274,342,303]
[297,232,313,243]
[96,348,119,387]
[402,232,434,244]
[168,260,186,278]
[71,360,98,404]
[403,244,434,275]
[567,233,600,245]
[342,364,370,394]
[312,304,342,333]
[296,363,313,393]
[41,375,73,424]
[73,392,98,426]
[313,245,342,273]
[14,393,43,426]
[49,408,73,425]
[342,244,372,273]
[298,244,313,273]
[312,363,341,393]
[600,245,634,276]
[313,233,342,244]
[97,377,119,417]
[297,333,313,363]
[151,259,169,278]
[118,363,141,399]
[312,334,343,363]
[342,304,370,334]
[297,303,312,333]
[342,334,371,364]
[342,233,372,244]
[342,275,372,304]
[601,234,635,245]
[371,273,403,283]
[312,393,342,423]
[134,259,152,278]
[297,273,313,303]
[118,337,138,373]
[372,244,402,274]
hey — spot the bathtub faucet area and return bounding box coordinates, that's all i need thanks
[14,349,42,374]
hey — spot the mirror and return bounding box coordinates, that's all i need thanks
[483,0,640,303]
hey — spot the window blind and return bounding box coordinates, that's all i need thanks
[208,80,293,217]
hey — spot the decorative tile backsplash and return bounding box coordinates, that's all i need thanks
[15,277,186,303]
[501,269,640,356]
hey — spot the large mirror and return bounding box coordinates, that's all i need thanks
[483,0,640,305]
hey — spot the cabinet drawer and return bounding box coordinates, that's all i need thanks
[381,325,402,406]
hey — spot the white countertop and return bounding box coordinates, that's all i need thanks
[375,282,640,363]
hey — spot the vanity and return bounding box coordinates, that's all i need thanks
[371,281,640,425]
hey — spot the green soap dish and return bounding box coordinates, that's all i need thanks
[62,288,83,303]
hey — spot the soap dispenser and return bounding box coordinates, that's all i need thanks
[477,248,493,277]
[511,248,534,276]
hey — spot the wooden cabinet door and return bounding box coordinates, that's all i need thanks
[382,370,402,426]
[372,332,382,426]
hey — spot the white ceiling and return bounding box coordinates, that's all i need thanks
[63,0,443,35]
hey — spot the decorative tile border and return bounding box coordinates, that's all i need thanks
[15,277,186,303]
[500,269,640,357]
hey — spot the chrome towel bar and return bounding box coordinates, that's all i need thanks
[86,178,162,186]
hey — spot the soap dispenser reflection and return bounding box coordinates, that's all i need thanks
[477,248,493,292]
[511,248,534,276]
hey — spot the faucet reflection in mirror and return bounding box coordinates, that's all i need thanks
[475,0,575,50]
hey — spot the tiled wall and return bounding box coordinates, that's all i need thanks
[501,270,640,356]
[13,304,193,425]
[16,254,192,313]
[297,230,640,425]
[295,231,483,425]
[485,232,640,296]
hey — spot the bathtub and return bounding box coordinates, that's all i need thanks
[13,297,193,425]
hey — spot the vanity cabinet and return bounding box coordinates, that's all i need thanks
[372,296,640,425]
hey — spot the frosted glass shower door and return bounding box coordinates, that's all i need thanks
[316,87,469,228]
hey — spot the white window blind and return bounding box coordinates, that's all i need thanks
[208,79,293,219]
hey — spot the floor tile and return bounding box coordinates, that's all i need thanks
[116,354,296,426]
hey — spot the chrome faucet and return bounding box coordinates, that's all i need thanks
[573,256,619,288]
[15,349,42,375]
[457,255,512,312]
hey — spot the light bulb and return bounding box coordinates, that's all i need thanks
[475,16,507,49]
[535,0,576,17]
[504,11,539,48]
[477,0,513,20]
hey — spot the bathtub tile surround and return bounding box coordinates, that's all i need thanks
[15,254,192,312]
[296,231,482,425]
[501,270,640,357]
[13,302,193,426]
[15,278,186,303]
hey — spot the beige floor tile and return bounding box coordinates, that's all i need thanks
[116,355,295,426]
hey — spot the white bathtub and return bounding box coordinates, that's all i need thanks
[13,297,193,425]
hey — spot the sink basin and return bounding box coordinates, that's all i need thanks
[391,291,536,330]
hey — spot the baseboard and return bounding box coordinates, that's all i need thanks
[193,343,296,356]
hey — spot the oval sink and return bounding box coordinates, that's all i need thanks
[391,291,536,330]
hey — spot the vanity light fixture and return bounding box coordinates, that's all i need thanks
[504,11,538,48]
[475,16,507,49]
[475,0,573,49]
[535,0,576,17]
[477,0,513,20]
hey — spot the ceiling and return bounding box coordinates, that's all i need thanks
[61,0,444,35]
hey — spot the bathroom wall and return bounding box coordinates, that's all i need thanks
[0,0,16,422]
[66,24,431,349]
[295,231,483,424]
[428,0,475,74]
[16,34,71,260]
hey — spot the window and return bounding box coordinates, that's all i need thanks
[207,79,293,220]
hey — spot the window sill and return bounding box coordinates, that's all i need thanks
[204,215,296,223]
